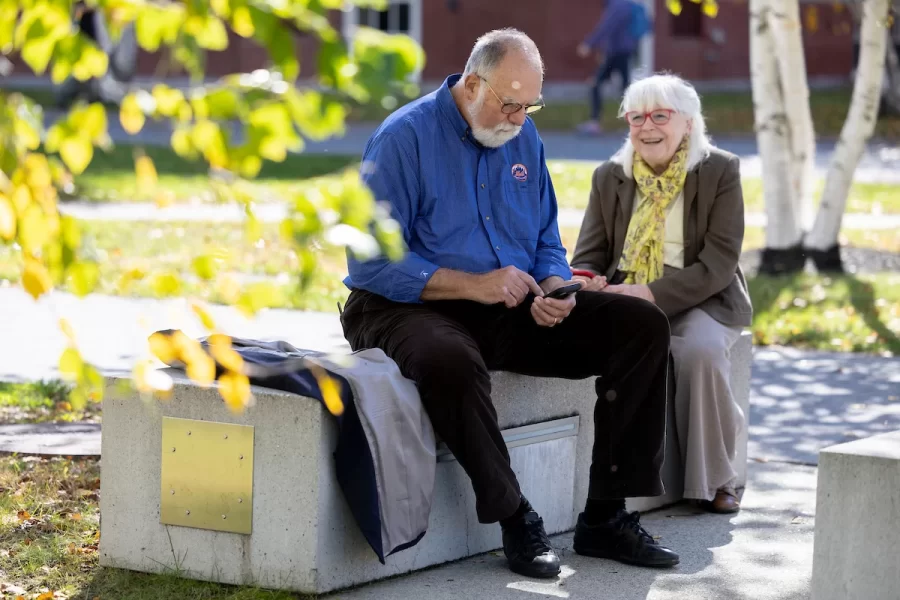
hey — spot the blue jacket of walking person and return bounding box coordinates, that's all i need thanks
[583,0,644,57]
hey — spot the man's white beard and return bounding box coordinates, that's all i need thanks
[466,94,522,148]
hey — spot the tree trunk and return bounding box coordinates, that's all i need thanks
[881,29,900,115]
[769,0,817,226]
[805,0,890,270]
[750,0,807,274]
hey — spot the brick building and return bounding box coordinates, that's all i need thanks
[9,1,856,89]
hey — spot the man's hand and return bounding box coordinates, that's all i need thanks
[605,283,655,303]
[572,274,608,292]
[531,279,582,327]
[471,266,544,308]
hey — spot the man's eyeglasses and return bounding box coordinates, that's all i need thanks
[479,76,545,115]
[624,109,675,127]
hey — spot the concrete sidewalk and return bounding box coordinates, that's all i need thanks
[326,460,817,600]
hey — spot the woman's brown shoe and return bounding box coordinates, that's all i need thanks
[700,489,740,514]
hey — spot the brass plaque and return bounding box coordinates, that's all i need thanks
[160,417,254,534]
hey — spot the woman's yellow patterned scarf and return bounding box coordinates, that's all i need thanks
[619,138,689,284]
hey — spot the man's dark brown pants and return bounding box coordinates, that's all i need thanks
[340,289,670,524]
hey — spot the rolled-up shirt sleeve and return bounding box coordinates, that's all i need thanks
[530,141,572,283]
[346,131,439,303]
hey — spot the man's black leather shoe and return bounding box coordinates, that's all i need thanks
[573,510,679,568]
[501,509,561,578]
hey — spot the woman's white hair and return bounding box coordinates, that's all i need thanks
[611,73,712,176]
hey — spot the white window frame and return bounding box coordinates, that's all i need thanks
[341,1,423,47]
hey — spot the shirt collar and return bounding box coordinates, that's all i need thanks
[437,74,474,140]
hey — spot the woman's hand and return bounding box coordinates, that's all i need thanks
[572,274,608,292]
[605,283,655,303]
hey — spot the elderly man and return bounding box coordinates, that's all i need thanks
[341,28,678,578]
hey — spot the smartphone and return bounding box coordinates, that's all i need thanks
[546,282,582,300]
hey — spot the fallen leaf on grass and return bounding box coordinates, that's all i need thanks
[69,513,82,521]
[1,583,27,595]
[17,510,31,521]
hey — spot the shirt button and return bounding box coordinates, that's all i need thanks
[606,390,617,402]
[610,465,618,473]
[495,245,500,251]
[481,183,485,189]
[485,216,491,221]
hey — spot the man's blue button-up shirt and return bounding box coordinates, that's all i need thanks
[344,74,572,304]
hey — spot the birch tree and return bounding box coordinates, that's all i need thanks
[749,0,810,273]
[805,0,891,269]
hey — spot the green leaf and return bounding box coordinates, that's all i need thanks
[191,120,229,168]
[187,14,229,50]
[267,27,299,80]
[171,126,196,158]
[152,84,187,118]
[191,254,220,281]
[150,272,183,296]
[59,347,85,381]
[21,36,57,74]
[204,88,242,120]
[60,136,93,175]
[72,41,108,81]
[67,261,100,297]
[75,103,109,143]
[237,281,285,316]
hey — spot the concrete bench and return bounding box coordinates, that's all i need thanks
[99,330,751,594]
[811,430,900,600]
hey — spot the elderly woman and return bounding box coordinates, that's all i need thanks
[570,74,752,514]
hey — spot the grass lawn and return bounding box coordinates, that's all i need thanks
[64,143,900,217]
[549,160,900,214]
[72,145,359,204]
[0,454,306,599]
[0,380,99,425]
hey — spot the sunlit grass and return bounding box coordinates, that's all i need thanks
[0,455,308,599]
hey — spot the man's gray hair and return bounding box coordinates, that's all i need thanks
[613,73,712,172]
[461,28,544,79]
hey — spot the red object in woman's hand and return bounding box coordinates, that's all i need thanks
[571,269,596,279]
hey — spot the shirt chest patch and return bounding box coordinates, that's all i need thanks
[510,163,528,182]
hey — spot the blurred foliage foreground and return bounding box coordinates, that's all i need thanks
[0,0,423,414]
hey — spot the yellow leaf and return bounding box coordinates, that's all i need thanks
[0,194,15,240]
[805,6,819,32]
[208,334,244,372]
[310,364,344,416]
[23,258,53,300]
[150,271,182,296]
[155,190,175,208]
[702,0,718,18]
[190,300,217,330]
[59,318,76,345]
[60,136,94,175]
[37,592,55,600]
[70,512,82,521]
[667,0,682,16]
[120,93,146,135]
[186,352,216,386]
[18,202,49,253]
[67,261,100,297]
[232,5,255,37]
[17,510,31,520]
[148,331,178,365]
[59,347,84,380]
[12,184,32,212]
[218,371,251,413]
[134,153,158,191]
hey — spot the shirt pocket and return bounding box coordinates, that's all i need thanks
[503,181,541,242]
